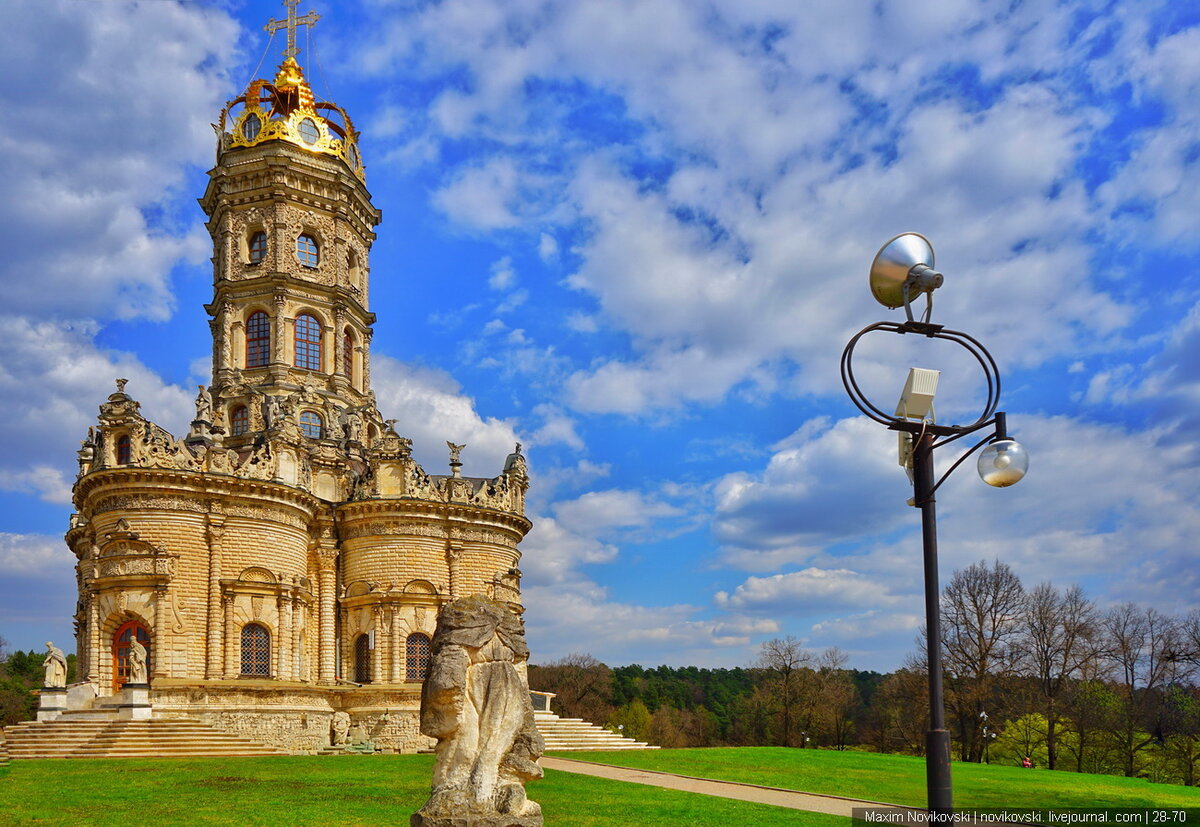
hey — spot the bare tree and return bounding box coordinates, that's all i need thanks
[528,653,613,725]
[1019,582,1098,770]
[941,559,1027,761]
[1101,604,1183,777]
[755,636,811,747]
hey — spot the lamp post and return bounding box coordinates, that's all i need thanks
[840,234,1028,815]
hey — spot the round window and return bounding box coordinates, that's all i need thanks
[298,118,319,145]
[241,114,261,141]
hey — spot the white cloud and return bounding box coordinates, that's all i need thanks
[433,158,522,230]
[0,533,74,576]
[714,567,904,614]
[488,257,517,290]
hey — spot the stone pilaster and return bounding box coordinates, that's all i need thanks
[278,590,294,681]
[316,547,338,684]
[205,518,225,679]
[153,585,168,680]
[371,606,383,684]
[390,607,401,684]
[87,593,100,684]
[223,593,237,679]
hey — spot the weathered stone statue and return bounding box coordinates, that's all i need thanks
[331,711,351,746]
[412,595,543,827]
[43,642,67,688]
[195,384,213,422]
[128,637,148,684]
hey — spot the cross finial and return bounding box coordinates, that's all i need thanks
[264,0,320,60]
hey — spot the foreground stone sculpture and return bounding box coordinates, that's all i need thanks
[412,595,543,827]
[128,638,148,684]
[43,642,67,688]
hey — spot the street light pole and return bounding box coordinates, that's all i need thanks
[913,430,952,812]
[841,233,1029,817]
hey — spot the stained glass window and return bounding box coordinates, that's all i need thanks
[246,311,270,368]
[241,623,270,677]
[295,313,322,370]
[406,633,431,682]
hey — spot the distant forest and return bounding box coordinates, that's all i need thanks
[529,560,1200,788]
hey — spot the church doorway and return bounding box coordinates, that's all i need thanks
[112,621,151,690]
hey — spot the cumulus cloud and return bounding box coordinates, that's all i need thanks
[0,533,74,576]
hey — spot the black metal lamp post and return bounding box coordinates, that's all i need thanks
[840,234,1029,815]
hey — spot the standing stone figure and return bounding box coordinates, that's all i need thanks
[128,637,148,684]
[43,642,67,688]
[412,595,543,827]
[331,711,351,746]
[195,384,213,422]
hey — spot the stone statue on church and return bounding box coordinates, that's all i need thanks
[128,637,148,684]
[411,595,543,827]
[331,711,351,746]
[195,385,213,422]
[43,642,67,688]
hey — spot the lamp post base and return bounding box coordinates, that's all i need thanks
[926,728,952,814]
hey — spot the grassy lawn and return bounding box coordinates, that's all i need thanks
[0,755,844,826]
[549,747,1200,809]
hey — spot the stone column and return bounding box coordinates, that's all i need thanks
[278,590,294,681]
[153,585,168,680]
[362,329,373,391]
[223,593,237,679]
[272,293,287,367]
[87,593,100,684]
[292,597,305,681]
[371,607,384,684]
[218,301,235,377]
[316,548,338,684]
[333,307,346,380]
[390,608,401,684]
[446,544,462,599]
[205,518,225,679]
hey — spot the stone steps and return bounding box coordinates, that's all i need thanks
[534,712,658,751]
[2,718,286,760]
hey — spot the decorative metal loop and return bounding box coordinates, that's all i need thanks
[840,321,1001,432]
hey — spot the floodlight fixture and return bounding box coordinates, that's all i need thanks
[870,232,944,323]
[895,367,940,421]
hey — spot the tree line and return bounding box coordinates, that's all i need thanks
[0,637,77,726]
[528,560,1200,787]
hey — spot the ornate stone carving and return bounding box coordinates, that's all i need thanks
[412,596,542,826]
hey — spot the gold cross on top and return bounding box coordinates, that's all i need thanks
[264,0,320,60]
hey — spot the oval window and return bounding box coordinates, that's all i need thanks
[299,118,319,145]
[241,114,261,141]
[348,143,359,169]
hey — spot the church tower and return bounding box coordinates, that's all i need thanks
[64,1,532,753]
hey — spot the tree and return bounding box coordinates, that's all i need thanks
[941,559,1027,761]
[755,636,811,747]
[1019,582,1098,770]
[527,653,613,726]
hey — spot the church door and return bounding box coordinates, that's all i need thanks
[112,621,151,690]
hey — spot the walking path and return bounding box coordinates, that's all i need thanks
[539,755,920,817]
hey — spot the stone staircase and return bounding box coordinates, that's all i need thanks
[534,711,658,751]
[2,718,286,760]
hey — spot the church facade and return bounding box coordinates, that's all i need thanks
[63,11,532,753]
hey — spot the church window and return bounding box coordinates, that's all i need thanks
[241,114,261,141]
[230,406,249,436]
[116,434,132,465]
[248,231,267,264]
[406,633,431,682]
[299,118,319,145]
[342,329,354,380]
[296,233,319,267]
[112,621,151,691]
[299,411,323,439]
[347,249,360,286]
[241,623,271,677]
[295,313,322,370]
[354,634,371,684]
[246,311,271,368]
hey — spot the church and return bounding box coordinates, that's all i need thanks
[61,2,532,753]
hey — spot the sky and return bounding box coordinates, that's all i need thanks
[1,0,1198,674]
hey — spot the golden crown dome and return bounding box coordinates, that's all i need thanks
[216,2,364,180]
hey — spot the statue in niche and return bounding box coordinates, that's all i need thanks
[195,385,213,422]
[128,637,148,684]
[411,595,543,827]
[331,711,351,746]
[43,642,68,688]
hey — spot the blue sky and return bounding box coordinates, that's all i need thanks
[1,0,1198,673]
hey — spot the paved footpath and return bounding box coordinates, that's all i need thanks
[539,755,920,817]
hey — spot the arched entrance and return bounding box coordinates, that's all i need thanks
[112,620,151,690]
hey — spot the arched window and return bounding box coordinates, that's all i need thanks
[230,406,249,436]
[299,411,323,439]
[354,634,371,684]
[112,620,151,690]
[248,231,267,264]
[347,249,361,286]
[342,329,354,381]
[406,633,431,682]
[116,434,132,465]
[294,313,322,371]
[241,623,271,677]
[296,233,319,267]
[246,311,271,368]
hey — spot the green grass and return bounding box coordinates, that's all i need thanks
[0,755,843,826]
[549,747,1200,809]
